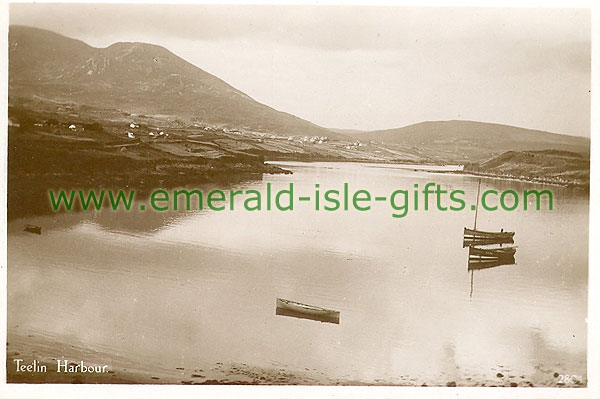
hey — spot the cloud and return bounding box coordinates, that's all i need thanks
[9,4,591,136]
[11,4,589,50]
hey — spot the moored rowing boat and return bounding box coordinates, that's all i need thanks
[276,298,340,324]
[464,227,515,239]
[24,224,42,235]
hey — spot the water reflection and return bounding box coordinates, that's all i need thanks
[466,245,519,298]
[7,162,588,386]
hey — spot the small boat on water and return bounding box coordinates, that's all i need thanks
[24,224,42,235]
[462,180,515,246]
[464,228,515,239]
[463,227,515,247]
[276,298,340,324]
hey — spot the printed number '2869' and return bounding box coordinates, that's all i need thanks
[557,374,582,384]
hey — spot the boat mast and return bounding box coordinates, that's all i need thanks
[473,178,481,230]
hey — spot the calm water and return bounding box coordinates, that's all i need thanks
[7,162,588,385]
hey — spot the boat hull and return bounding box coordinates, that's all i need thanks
[464,227,514,239]
[463,227,515,247]
[276,298,340,324]
[24,224,41,235]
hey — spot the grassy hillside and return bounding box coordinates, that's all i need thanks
[464,150,590,186]
[343,120,589,162]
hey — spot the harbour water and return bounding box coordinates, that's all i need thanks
[7,162,588,385]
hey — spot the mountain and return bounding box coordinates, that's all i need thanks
[341,120,590,162]
[8,26,341,138]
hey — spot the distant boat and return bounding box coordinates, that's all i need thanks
[464,227,514,239]
[462,179,515,247]
[276,298,340,324]
[463,227,515,239]
[24,224,41,235]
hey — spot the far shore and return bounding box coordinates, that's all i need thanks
[268,159,589,189]
[433,169,590,189]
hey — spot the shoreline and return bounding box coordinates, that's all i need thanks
[268,159,588,188]
[7,164,291,222]
[439,169,589,189]
[6,331,585,387]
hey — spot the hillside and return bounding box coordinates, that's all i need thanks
[9,26,341,139]
[344,120,589,162]
[464,150,590,186]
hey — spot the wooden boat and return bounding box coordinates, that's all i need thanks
[464,227,514,239]
[24,224,42,235]
[463,182,515,246]
[464,227,515,238]
[276,298,340,324]
[463,227,515,247]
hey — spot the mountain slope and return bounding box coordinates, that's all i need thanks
[465,150,590,186]
[345,120,590,162]
[9,26,340,138]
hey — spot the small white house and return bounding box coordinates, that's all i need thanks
[127,132,135,139]
[149,132,155,136]
[69,124,76,130]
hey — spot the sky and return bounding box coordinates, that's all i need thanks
[9,4,591,137]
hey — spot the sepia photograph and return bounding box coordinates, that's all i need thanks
[1,1,598,398]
